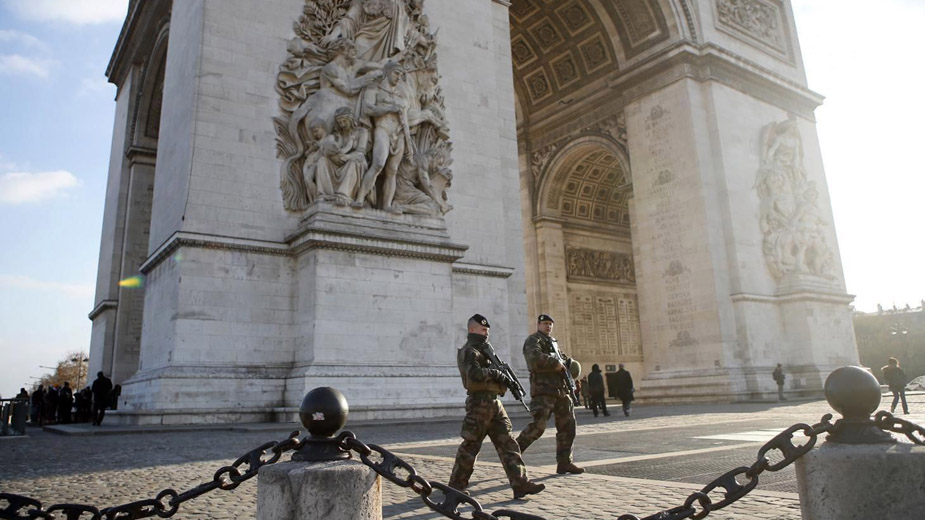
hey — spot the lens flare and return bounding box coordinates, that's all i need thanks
[172,252,183,262]
[118,275,145,288]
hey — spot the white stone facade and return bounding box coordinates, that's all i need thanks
[90,0,859,424]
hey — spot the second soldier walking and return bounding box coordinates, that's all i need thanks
[516,314,584,475]
[448,314,545,499]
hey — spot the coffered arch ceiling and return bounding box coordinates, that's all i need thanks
[509,0,687,118]
[541,139,632,228]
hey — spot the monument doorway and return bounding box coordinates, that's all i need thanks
[526,136,641,377]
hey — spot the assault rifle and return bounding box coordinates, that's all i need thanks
[549,338,580,406]
[484,347,530,412]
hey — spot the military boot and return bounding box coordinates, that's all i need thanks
[512,480,545,499]
[556,462,585,474]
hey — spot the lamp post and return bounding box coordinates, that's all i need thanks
[70,355,89,389]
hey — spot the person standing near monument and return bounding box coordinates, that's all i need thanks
[516,314,584,475]
[30,385,44,424]
[614,363,634,417]
[881,357,909,415]
[448,314,545,499]
[772,363,786,401]
[91,372,113,426]
[587,364,609,417]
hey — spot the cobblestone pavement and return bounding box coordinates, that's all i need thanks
[1,394,922,519]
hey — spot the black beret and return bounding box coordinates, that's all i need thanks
[537,314,554,323]
[469,313,490,327]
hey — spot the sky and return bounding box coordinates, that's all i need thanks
[1,0,923,398]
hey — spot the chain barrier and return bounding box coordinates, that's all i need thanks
[0,430,303,520]
[2,412,923,520]
[873,411,925,445]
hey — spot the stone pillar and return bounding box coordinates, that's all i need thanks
[795,443,925,519]
[795,366,925,518]
[257,460,381,520]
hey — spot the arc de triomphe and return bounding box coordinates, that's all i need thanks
[89,0,858,424]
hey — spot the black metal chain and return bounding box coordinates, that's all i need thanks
[873,411,925,445]
[0,430,303,520]
[2,412,921,520]
[333,415,837,520]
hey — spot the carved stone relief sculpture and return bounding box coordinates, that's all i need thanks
[716,0,783,48]
[756,119,835,281]
[566,246,636,284]
[275,0,452,216]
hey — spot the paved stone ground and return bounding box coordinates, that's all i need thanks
[1,394,922,519]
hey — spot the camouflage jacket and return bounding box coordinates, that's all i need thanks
[457,335,506,396]
[523,331,567,397]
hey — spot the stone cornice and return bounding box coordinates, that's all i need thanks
[141,217,469,275]
[88,299,118,321]
[289,227,468,263]
[452,262,515,278]
[140,232,290,274]
[608,42,822,118]
[106,0,142,82]
[125,145,157,166]
[730,291,855,306]
[491,0,511,6]
[527,42,823,149]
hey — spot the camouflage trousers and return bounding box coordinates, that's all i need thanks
[516,393,576,466]
[448,393,529,490]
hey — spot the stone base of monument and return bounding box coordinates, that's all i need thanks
[257,460,381,520]
[795,441,925,519]
[633,365,831,404]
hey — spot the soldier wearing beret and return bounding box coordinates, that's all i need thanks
[516,314,584,474]
[448,314,545,499]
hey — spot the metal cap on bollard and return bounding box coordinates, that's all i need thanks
[292,387,352,461]
[824,366,895,444]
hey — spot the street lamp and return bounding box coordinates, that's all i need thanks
[70,355,89,388]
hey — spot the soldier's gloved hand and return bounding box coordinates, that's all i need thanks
[495,371,514,389]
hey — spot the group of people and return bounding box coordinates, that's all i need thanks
[449,313,635,499]
[22,372,117,426]
[578,363,634,418]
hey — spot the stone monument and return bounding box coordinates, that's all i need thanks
[90,0,859,424]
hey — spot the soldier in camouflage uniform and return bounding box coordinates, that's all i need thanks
[448,314,545,499]
[516,314,585,474]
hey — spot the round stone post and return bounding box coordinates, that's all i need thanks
[257,388,382,520]
[795,366,925,519]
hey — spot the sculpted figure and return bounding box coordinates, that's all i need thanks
[322,0,411,63]
[276,0,453,214]
[354,61,413,211]
[392,141,452,215]
[301,118,328,203]
[316,108,368,205]
[756,119,834,280]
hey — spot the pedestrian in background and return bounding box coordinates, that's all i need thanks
[30,385,44,424]
[58,382,73,424]
[772,363,786,401]
[579,377,589,409]
[588,364,609,417]
[881,357,909,415]
[614,363,634,417]
[91,372,113,426]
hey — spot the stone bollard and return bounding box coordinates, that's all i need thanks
[257,387,382,520]
[795,366,925,519]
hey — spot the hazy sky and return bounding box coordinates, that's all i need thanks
[1,0,923,398]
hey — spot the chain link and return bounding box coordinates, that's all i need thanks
[873,411,925,445]
[2,412,919,520]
